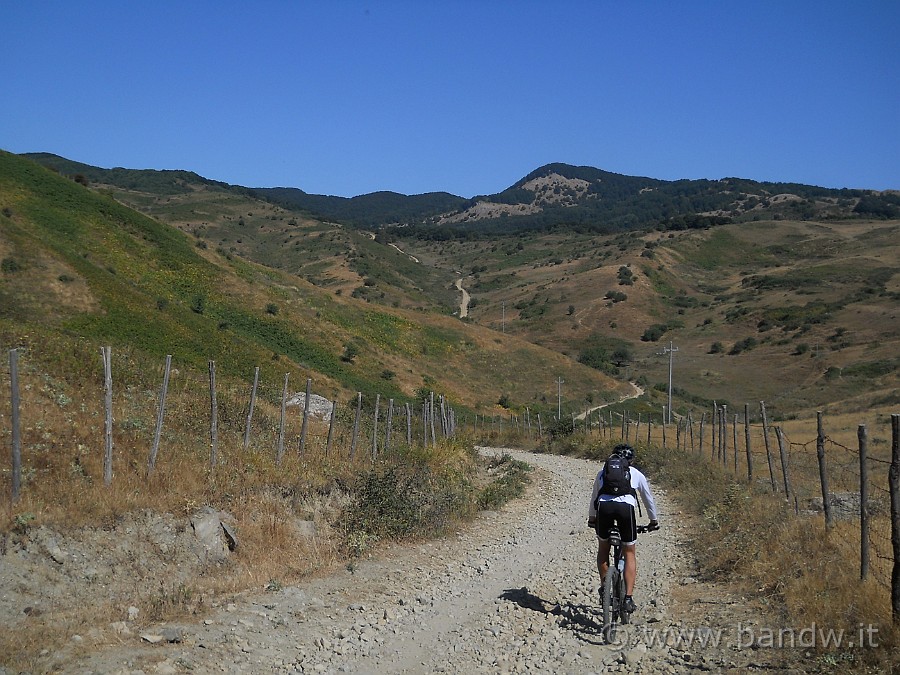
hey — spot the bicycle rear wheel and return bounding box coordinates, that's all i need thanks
[617,573,630,624]
[602,568,617,630]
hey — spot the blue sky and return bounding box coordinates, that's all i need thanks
[3,2,898,197]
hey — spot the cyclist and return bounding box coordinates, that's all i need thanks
[588,443,659,614]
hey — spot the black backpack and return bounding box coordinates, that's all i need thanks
[598,453,636,498]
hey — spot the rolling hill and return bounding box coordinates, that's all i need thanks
[0,150,625,423]
[13,150,900,423]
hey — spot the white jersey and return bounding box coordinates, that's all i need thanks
[588,463,658,522]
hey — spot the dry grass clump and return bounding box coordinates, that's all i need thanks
[635,441,897,670]
[552,432,898,669]
[0,345,538,671]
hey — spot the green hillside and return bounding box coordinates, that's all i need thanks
[0,151,624,421]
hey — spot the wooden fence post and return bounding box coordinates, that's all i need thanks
[775,426,792,498]
[243,366,259,451]
[371,393,380,460]
[699,412,705,457]
[325,400,336,457]
[889,414,899,624]
[760,401,776,491]
[817,411,833,531]
[9,348,21,504]
[102,346,113,486]
[406,402,412,446]
[148,354,172,474]
[384,398,394,453]
[350,392,362,460]
[744,403,753,483]
[733,413,739,475]
[208,360,218,469]
[720,404,728,468]
[299,377,311,455]
[859,425,869,580]
[276,373,288,466]
[710,403,716,461]
[429,392,437,447]
[688,412,695,453]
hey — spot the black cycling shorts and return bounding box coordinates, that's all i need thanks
[594,499,637,545]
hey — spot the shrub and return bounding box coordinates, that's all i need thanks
[190,294,206,314]
[477,455,532,509]
[729,337,758,355]
[341,342,359,363]
[1,257,23,273]
[641,323,668,342]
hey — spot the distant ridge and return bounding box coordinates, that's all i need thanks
[22,152,900,234]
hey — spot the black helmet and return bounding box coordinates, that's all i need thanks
[613,443,635,462]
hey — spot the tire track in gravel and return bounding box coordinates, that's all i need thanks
[69,448,699,674]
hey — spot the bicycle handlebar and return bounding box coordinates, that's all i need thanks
[588,520,660,533]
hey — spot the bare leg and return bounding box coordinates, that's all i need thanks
[623,545,637,595]
[597,539,611,579]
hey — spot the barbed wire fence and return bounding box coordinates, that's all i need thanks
[4,345,900,623]
[3,346,469,506]
[576,399,900,625]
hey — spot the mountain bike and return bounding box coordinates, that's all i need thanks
[600,523,655,640]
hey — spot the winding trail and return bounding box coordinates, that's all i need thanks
[576,382,645,421]
[455,277,471,318]
[67,450,707,674]
[388,243,420,263]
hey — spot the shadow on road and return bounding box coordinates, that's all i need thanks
[500,587,606,645]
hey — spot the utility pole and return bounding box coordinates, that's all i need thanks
[659,341,678,424]
[556,376,564,420]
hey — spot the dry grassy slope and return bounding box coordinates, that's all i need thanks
[72,166,898,418]
[96,181,366,288]
[396,220,900,418]
[0,157,626,419]
[104,181,460,312]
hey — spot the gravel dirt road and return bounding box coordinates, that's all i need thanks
[25,448,814,674]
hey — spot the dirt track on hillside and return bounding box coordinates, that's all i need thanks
[4,449,818,674]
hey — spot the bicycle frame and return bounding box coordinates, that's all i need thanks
[600,523,653,639]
